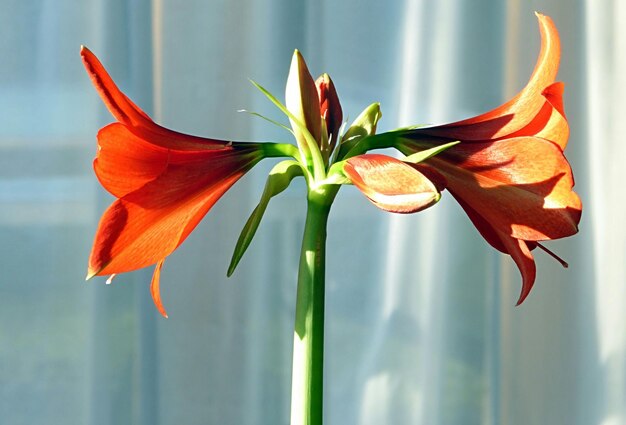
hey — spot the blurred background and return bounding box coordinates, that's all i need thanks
[0,0,623,424]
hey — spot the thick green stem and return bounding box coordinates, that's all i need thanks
[290,186,337,425]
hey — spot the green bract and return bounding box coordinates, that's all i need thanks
[337,102,381,159]
[228,160,303,276]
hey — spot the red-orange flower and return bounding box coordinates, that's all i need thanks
[346,13,581,304]
[82,46,267,317]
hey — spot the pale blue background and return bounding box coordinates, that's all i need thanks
[0,0,622,424]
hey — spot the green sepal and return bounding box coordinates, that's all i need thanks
[337,103,381,159]
[403,140,460,163]
[227,160,304,276]
[319,161,352,186]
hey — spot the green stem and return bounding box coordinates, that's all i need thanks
[290,186,337,425]
[263,142,301,160]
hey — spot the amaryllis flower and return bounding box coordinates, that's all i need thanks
[81,46,288,317]
[344,13,581,304]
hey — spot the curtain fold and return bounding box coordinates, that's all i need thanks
[585,1,626,424]
[0,0,623,424]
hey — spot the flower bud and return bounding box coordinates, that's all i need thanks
[285,50,322,156]
[315,73,343,158]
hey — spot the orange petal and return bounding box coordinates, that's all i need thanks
[505,82,568,149]
[95,123,170,197]
[427,137,581,240]
[344,154,440,214]
[498,232,537,305]
[94,124,262,198]
[416,13,560,140]
[537,82,568,149]
[81,46,152,127]
[150,260,168,318]
[88,150,261,276]
[81,46,228,151]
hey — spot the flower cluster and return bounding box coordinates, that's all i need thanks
[82,13,580,315]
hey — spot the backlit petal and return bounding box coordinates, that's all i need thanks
[427,137,581,240]
[537,82,568,149]
[345,154,440,214]
[504,82,568,149]
[87,150,261,276]
[416,13,560,140]
[94,123,262,198]
[81,46,228,151]
[80,46,152,127]
[498,232,537,305]
[95,123,169,197]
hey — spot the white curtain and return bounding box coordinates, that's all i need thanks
[1,0,623,424]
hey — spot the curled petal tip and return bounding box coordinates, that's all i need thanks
[516,283,534,306]
[534,12,553,26]
[514,279,534,307]
[80,45,94,60]
[150,261,169,318]
[85,267,99,281]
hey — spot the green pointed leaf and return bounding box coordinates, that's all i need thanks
[238,109,294,134]
[341,102,381,143]
[337,103,381,159]
[403,140,460,163]
[227,160,304,276]
[250,79,301,128]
